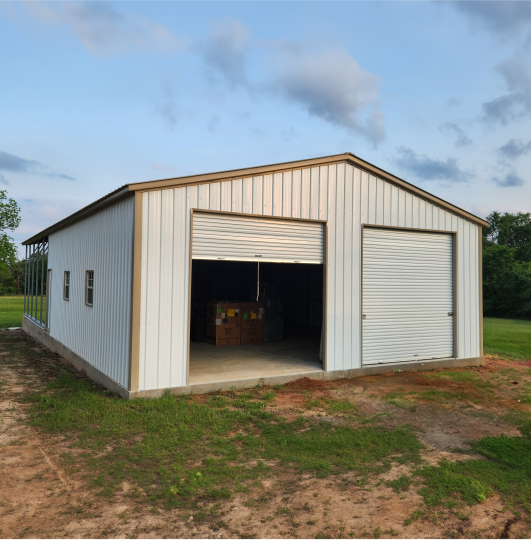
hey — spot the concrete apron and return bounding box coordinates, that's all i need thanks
[23,316,484,400]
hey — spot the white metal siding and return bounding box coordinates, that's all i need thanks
[192,212,324,264]
[362,228,454,365]
[138,164,481,391]
[47,197,134,390]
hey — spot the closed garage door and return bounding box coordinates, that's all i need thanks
[362,227,454,365]
[192,212,325,264]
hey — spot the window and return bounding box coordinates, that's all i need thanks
[63,271,70,301]
[85,271,94,306]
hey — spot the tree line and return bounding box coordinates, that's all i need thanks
[483,212,531,318]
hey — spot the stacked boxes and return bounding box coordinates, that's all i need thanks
[241,302,264,344]
[206,302,241,346]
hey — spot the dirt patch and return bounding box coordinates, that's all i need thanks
[2,331,531,538]
[285,376,330,390]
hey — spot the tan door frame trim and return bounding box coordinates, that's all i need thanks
[187,209,195,386]
[360,224,458,367]
[323,222,328,371]
[129,192,143,392]
[478,227,483,357]
[188,209,328,379]
[190,207,327,224]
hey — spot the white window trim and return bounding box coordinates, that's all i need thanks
[85,270,94,307]
[63,271,70,301]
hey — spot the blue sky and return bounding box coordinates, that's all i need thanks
[1,1,531,254]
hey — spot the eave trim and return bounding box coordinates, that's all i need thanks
[127,152,489,228]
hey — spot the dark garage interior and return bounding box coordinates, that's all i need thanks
[188,260,324,385]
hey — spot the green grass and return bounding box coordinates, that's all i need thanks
[484,317,531,360]
[0,295,24,328]
[0,295,45,328]
[416,434,531,513]
[23,370,423,507]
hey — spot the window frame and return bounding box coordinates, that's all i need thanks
[63,271,70,301]
[85,270,94,307]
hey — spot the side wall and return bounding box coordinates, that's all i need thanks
[47,196,135,390]
[138,163,480,391]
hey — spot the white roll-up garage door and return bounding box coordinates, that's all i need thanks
[362,227,454,365]
[192,212,325,264]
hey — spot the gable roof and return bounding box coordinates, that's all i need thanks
[22,152,488,244]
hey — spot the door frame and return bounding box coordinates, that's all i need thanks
[187,208,328,384]
[360,224,458,367]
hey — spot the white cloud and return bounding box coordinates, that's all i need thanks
[195,18,386,147]
[394,146,473,184]
[25,1,182,57]
[482,57,531,125]
[270,47,385,147]
[198,18,251,88]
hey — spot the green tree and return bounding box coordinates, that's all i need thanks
[484,211,531,262]
[0,190,21,273]
[482,212,531,318]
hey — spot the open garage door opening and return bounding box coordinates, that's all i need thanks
[188,211,325,385]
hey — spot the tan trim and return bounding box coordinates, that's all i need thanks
[23,187,131,245]
[191,207,327,224]
[187,208,194,386]
[323,221,328,371]
[362,223,458,235]
[23,153,487,245]
[478,227,483,357]
[360,225,364,367]
[129,192,143,392]
[453,232,459,359]
[128,154,347,192]
[360,224,458,366]
[128,153,488,228]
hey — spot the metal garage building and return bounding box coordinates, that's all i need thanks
[22,153,488,398]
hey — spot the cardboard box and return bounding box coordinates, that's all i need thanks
[241,302,264,344]
[206,302,241,346]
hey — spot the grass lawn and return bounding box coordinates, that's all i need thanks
[484,317,531,360]
[0,295,24,328]
[2,320,531,536]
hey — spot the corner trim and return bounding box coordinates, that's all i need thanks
[479,227,483,357]
[129,192,143,392]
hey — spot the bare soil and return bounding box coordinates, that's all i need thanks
[1,331,530,539]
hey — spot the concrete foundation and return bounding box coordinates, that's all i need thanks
[23,315,484,399]
[189,337,322,385]
[22,315,130,399]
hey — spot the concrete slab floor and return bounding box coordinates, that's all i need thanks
[189,335,323,385]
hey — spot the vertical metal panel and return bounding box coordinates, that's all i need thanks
[47,196,134,390]
[138,163,481,390]
[291,169,301,218]
[262,174,272,215]
[310,167,320,220]
[273,173,283,217]
[221,181,232,212]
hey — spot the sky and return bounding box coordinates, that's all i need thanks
[1,1,531,255]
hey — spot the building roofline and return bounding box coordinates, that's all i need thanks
[23,152,488,244]
[22,185,131,245]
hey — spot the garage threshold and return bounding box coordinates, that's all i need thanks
[188,336,323,385]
